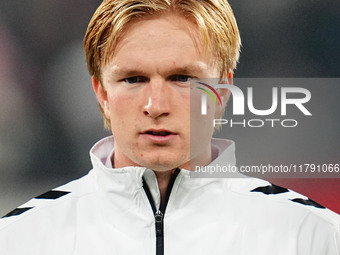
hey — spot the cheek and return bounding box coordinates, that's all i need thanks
[190,92,216,121]
[106,99,129,135]
[190,93,216,140]
[107,92,135,117]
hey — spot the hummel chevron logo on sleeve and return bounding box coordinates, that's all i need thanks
[1,190,70,219]
[2,207,34,218]
[291,198,326,209]
[35,190,70,200]
[251,184,289,195]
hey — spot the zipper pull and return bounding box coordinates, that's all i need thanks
[155,210,164,237]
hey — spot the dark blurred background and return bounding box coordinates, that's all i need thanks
[0,0,339,216]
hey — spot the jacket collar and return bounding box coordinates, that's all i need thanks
[90,136,236,173]
[89,136,237,204]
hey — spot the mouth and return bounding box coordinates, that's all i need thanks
[143,130,176,136]
[140,129,178,143]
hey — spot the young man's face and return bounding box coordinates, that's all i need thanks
[93,13,223,172]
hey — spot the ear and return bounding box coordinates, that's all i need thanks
[215,71,233,115]
[92,76,110,119]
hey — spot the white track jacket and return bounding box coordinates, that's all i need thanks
[0,136,339,255]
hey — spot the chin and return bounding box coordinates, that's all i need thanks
[137,155,188,172]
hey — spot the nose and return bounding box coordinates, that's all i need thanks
[143,79,170,119]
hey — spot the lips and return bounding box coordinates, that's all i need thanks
[142,129,177,136]
[144,130,174,136]
[140,129,178,143]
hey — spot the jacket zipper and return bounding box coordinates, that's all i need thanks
[143,168,181,255]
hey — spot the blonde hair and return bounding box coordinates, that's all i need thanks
[84,0,241,128]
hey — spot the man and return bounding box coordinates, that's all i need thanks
[0,0,339,254]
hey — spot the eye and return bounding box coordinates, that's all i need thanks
[170,75,192,83]
[124,76,147,84]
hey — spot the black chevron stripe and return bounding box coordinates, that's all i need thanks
[251,184,289,195]
[35,190,70,200]
[291,198,326,209]
[2,207,34,218]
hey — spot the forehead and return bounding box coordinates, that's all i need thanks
[102,13,217,75]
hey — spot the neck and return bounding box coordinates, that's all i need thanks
[148,148,213,201]
[154,169,176,201]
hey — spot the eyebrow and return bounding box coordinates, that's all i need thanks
[167,65,208,76]
[110,62,209,78]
